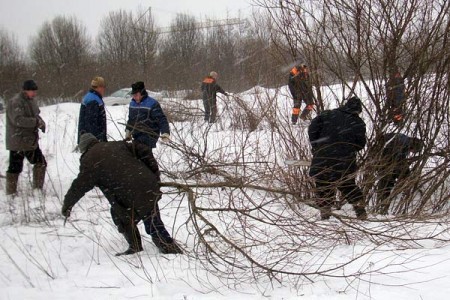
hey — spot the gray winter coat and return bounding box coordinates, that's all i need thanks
[5,92,42,151]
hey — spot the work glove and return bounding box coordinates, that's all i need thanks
[37,117,46,133]
[124,129,132,141]
[160,133,170,143]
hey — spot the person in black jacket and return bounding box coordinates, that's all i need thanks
[288,64,314,124]
[376,133,423,214]
[77,76,107,143]
[201,71,227,123]
[308,96,367,220]
[62,133,182,256]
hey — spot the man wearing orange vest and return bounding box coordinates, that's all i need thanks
[201,71,227,123]
[288,64,314,124]
[385,70,405,124]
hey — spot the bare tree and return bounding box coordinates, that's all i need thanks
[98,10,134,67]
[97,10,135,90]
[158,14,204,90]
[255,0,450,215]
[0,29,26,99]
[29,16,92,99]
[129,7,159,86]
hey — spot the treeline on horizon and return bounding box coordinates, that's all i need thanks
[0,8,290,101]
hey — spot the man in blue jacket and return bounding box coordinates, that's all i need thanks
[125,81,170,147]
[125,81,172,241]
[78,76,107,143]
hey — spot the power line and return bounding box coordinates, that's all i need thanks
[133,7,246,35]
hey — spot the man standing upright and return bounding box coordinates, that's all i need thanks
[288,64,315,124]
[201,71,227,123]
[5,80,47,195]
[386,70,405,124]
[125,81,173,244]
[308,96,367,220]
[78,76,107,143]
[125,81,170,148]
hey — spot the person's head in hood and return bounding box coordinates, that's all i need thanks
[344,96,363,114]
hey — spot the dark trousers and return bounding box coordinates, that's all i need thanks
[110,200,171,243]
[377,172,399,214]
[291,98,312,123]
[203,97,217,123]
[314,176,364,209]
[144,202,171,242]
[110,203,143,250]
[7,147,46,174]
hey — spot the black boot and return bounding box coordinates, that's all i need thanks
[33,163,46,190]
[116,227,143,256]
[6,172,19,195]
[152,234,183,254]
[353,204,368,220]
[318,206,332,220]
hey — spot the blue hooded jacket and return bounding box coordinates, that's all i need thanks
[126,95,170,148]
[78,90,107,143]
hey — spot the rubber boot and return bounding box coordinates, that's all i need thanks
[33,163,46,189]
[353,204,368,220]
[6,172,19,195]
[116,226,143,256]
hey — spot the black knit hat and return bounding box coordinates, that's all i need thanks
[23,80,38,91]
[345,96,362,114]
[131,81,145,94]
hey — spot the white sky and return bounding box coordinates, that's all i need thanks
[0,0,254,49]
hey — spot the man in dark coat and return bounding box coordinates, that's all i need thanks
[288,64,314,124]
[308,96,367,220]
[61,133,182,256]
[201,71,227,123]
[376,133,423,214]
[125,81,170,148]
[78,76,107,143]
[5,79,47,195]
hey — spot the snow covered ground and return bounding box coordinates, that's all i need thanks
[1,88,450,299]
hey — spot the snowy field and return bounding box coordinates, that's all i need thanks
[1,86,450,300]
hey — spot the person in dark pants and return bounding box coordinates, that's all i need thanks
[62,133,182,255]
[201,71,227,123]
[78,76,107,143]
[376,133,423,214]
[125,81,171,241]
[288,64,315,124]
[308,96,367,220]
[386,70,405,124]
[5,80,47,195]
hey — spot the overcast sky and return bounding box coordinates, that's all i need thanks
[0,0,254,49]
